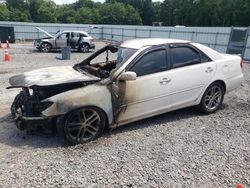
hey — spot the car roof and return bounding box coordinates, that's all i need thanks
[120,38,190,49]
[59,31,90,35]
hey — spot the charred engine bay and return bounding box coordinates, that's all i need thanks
[31,81,96,101]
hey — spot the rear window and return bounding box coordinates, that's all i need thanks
[171,46,201,68]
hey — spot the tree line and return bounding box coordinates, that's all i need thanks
[0,0,249,26]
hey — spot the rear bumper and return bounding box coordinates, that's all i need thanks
[89,43,95,49]
[225,73,244,93]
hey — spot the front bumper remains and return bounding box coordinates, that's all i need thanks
[14,114,54,131]
[11,88,57,132]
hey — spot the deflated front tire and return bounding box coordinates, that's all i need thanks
[11,91,26,130]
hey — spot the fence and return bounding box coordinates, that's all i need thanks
[102,26,231,54]
[0,21,249,61]
[245,29,250,60]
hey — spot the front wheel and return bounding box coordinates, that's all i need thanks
[11,92,26,130]
[40,42,52,52]
[64,107,105,144]
[197,83,224,114]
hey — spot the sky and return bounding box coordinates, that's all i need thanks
[53,0,163,5]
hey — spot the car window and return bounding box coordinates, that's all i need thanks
[130,49,167,77]
[81,33,87,37]
[200,52,212,63]
[71,32,80,40]
[170,46,201,68]
[58,33,69,39]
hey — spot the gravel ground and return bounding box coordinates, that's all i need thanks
[0,42,249,187]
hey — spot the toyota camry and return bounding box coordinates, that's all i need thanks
[8,38,244,144]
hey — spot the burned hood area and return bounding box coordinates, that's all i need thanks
[7,66,101,100]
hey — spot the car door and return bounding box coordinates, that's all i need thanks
[55,32,70,48]
[69,32,80,49]
[167,44,217,108]
[114,47,172,124]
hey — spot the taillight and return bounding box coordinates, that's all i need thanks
[240,59,243,69]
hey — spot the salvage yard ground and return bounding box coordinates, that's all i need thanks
[0,42,249,187]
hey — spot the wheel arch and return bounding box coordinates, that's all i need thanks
[210,80,226,93]
[40,41,53,49]
[196,79,226,105]
[78,42,90,51]
[80,42,90,46]
[196,80,226,114]
[57,105,110,133]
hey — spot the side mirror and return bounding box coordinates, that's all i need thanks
[119,71,137,81]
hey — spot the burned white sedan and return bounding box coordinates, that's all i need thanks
[8,39,244,144]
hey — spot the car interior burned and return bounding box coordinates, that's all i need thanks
[73,44,136,79]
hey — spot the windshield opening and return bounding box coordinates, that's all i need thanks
[74,45,136,79]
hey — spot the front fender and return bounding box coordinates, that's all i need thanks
[41,84,113,124]
[40,39,54,47]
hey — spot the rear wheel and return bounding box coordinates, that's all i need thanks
[40,42,52,52]
[197,82,224,114]
[79,43,90,53]
[64,107,105,144]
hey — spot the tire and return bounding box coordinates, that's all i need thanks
[64,107,105,144]
[197,82,224,114]
[40,42,52,52]
[79,43,90,53]
[11,91,26,130]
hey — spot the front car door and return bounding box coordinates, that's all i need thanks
[114,46,172,125]
[55,32,70,48]
[167,44,217,108]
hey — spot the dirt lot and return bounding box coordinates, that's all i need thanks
[0,42,249,187]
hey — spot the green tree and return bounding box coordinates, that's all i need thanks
[0,4,10,21]
[232,0,250,26]
[159,0,174,26]
[98,2,141,25]
[73,0,96,9]
[107,0,154,25]
[28,0,43,22]
[125,4,142,25]
[36,1,57,23]
[57,5,76,23]
[75,7,100,24]
[152,2,162,22]
[6,0,31,21]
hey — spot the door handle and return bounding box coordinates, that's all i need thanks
[205,67,214,73]
[160,78,171,85]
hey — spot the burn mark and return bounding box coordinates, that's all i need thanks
[108,80,127,125]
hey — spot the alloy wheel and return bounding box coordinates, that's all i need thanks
[64,108,102,143]
[41,43,51,52]
[204,85,222,111]
[81,44,89,53]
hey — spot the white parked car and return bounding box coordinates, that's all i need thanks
[33,27,95,53]
[8,38,244,144]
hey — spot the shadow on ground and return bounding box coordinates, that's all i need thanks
[0,104,229,149]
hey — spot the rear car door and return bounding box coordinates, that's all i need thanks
[168,44,217,108]
[115,46,172,124]
[69,32,80,49]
